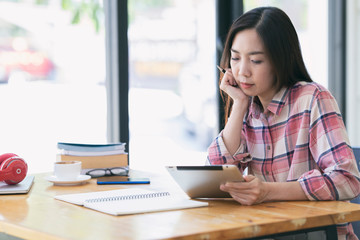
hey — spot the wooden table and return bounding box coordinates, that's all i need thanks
[1,170,360,240]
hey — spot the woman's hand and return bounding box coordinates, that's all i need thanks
[220,175,308,205]
[220,68,250,155]
[220,175,269,205]
[219,68,249,104]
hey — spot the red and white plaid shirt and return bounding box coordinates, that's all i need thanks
[208,81,360,240]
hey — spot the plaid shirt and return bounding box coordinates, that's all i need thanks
[208,81,360,240]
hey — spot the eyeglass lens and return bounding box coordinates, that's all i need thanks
[86,167,128,178]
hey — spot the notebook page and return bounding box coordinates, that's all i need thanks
[84,193,208,215]
[55,188,155,205]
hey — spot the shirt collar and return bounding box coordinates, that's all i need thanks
[248,86,289,119]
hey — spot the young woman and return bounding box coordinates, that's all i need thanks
[207,6,360,240]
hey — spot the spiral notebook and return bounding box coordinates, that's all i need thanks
[54,188,208,215]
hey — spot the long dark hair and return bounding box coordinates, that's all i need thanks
[220,7,312,122]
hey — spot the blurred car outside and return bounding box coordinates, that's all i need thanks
[0,37,55,83]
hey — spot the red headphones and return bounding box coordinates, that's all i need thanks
[0,153,27,185]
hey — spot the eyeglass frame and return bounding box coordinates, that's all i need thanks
[85,166,129,178]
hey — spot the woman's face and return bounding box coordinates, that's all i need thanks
[230,29,277,107]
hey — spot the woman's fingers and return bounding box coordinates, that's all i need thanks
[220,175,268,205]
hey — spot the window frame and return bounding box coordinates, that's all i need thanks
[104,0,129,152]
[106,0,345,157]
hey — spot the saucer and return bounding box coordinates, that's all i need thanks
[45,175,91,186]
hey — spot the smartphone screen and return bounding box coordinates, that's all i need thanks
[97,176,150,185]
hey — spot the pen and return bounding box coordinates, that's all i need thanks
[217,65,238,88]
[217,65,226,74]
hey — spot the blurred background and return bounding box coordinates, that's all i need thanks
[0,0,348,174]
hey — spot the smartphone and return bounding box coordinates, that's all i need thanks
[97,176,150,185]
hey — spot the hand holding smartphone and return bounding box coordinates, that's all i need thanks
[97,176,150,185]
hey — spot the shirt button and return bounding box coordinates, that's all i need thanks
[267,145,271,150]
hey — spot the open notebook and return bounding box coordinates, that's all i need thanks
[54,188,208,215]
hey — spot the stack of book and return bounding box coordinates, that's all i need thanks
[57,142,128,171]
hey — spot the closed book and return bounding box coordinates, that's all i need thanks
[57,154,128,169]
[59,149,125,157]
[57,142,126,152]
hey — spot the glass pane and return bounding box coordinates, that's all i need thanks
[128,0,217,172]
[244,0,328,88]
[0,0,106,173]
[346,1,360,145]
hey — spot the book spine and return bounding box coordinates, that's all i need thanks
[57,142,126,152]
[57,154,128,169]
[59,149,125,156]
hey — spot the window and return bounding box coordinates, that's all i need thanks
[243,0,328,88]
[0,0,107,173]
[346,0,360,145]
[128,0,217,172]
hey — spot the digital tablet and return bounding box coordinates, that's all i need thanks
[165,165,244,198]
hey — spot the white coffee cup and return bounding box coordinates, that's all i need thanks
[54,161,81,180]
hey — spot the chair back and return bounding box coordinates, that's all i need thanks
[351,147,360,237]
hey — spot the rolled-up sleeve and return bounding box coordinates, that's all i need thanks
[207,131,252,170]
[298,90,360,201]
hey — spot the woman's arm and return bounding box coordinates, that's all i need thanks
[301,89,360,200]
[207,69,251,167]
[222,101,248,155]
[220,175,307,205]
[219,69,249,155]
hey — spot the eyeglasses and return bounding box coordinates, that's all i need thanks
[86,167,129,178]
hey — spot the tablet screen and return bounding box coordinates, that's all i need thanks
[166,165,243,198]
